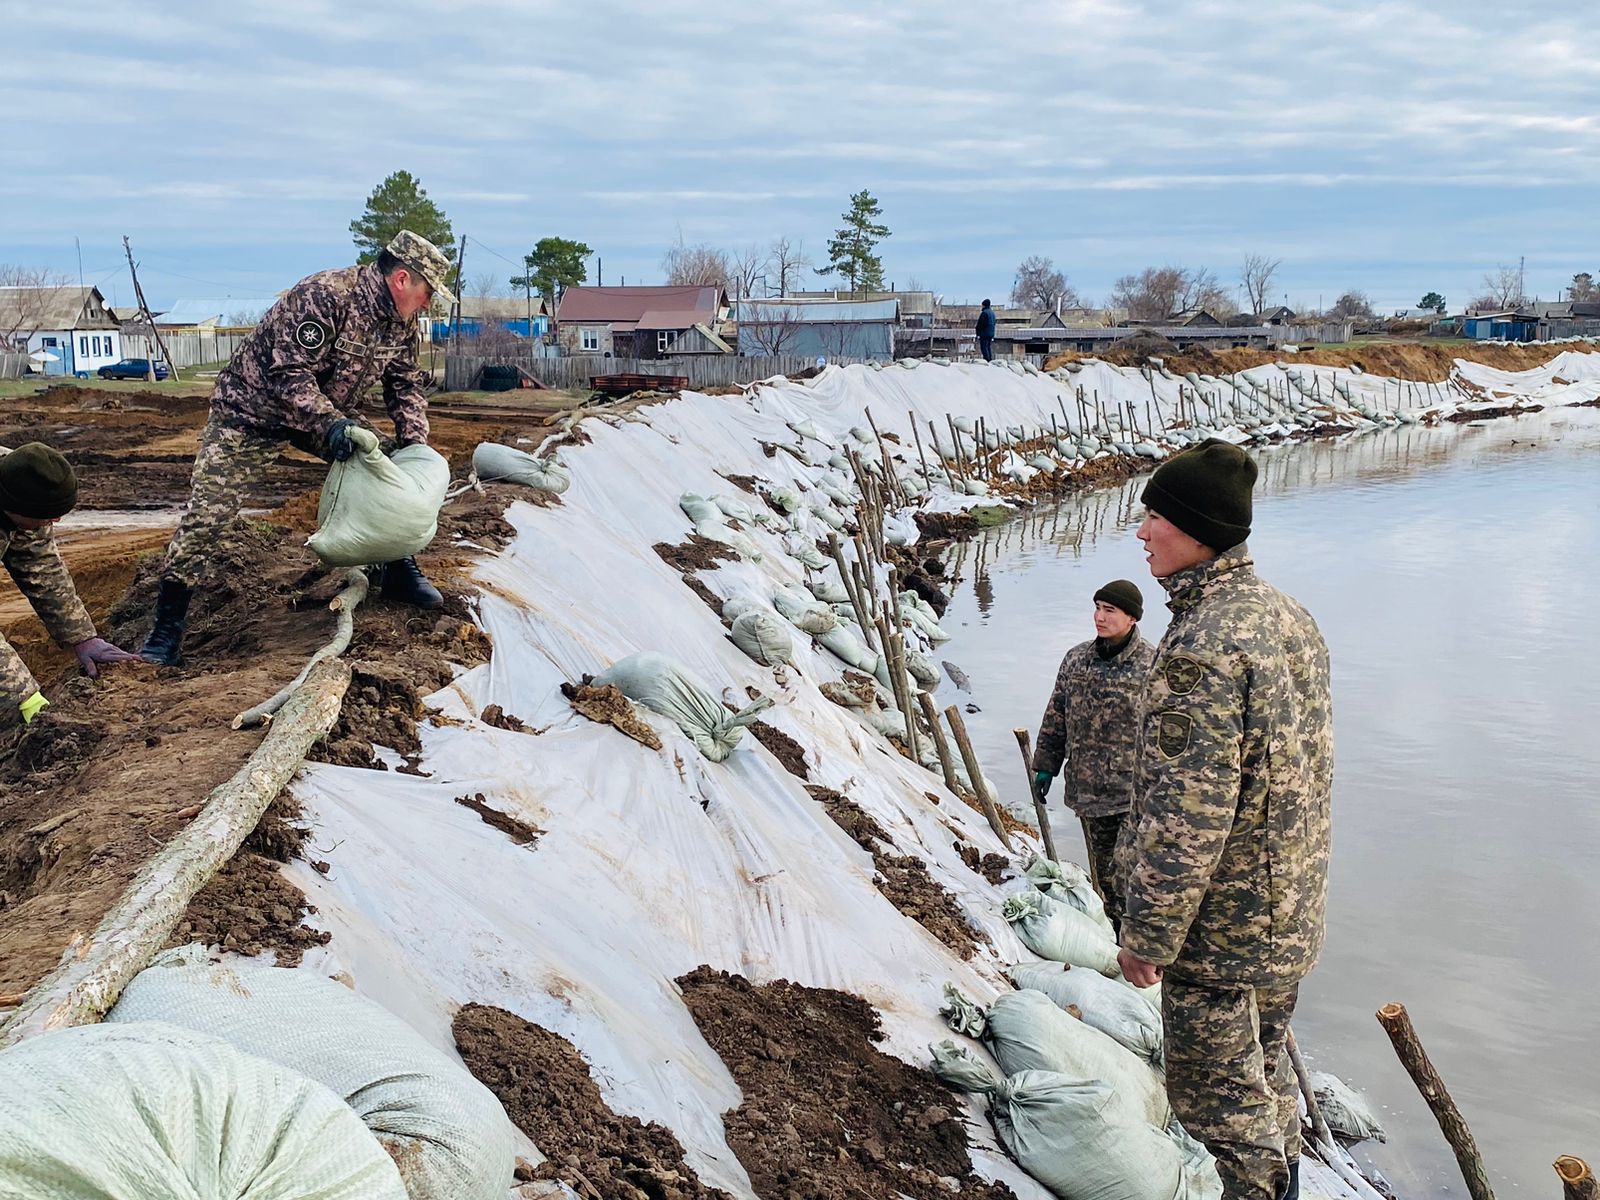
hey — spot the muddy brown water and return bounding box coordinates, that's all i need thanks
[934,407,1600,1195]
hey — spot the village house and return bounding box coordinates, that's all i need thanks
[733,298,899,360]
[425,295,550,345]
[555,285,726,359]
[0,284,123,376]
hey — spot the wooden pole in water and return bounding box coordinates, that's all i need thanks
[1285,1028,1335,1151]
[918,692,962,795]
[1555,1158,1599,1200]
[1376,1002,1497,1200]
[944,704,1012,849]
[1011,728,1057,861]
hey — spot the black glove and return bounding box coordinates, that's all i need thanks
[326,419,378,462]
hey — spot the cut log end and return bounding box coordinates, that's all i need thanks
[1555,1157,1592,1184]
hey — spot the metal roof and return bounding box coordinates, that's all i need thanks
[0,285,117,332]
[558,285,721,325]
[735,299,899,323]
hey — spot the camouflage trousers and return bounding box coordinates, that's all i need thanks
[0,635,40,722]
[1080,811,1126,933]
[1163,976,1301,1200]
[161,414,294,587]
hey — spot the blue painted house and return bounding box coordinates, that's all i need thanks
[1462,309,1537,342]
[426,296,550,344]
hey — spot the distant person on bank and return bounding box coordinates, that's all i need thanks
[975,298,997,362]
[1117,439,1333,1200]
[139,231,456,667]
[1030,578,1154,933]
[0,444,139,728]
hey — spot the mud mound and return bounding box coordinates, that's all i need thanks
[748,719,809,779]
[654,535,739,573]
[678,967,1016,1200]
[453,1003,732,1200]
[563,680,663,750]
[1094,331,1179,366]
[169,850,331,965]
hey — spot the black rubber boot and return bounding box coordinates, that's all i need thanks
[140,578,193,666]
[1278,1158,1300,1200]
[378,556,443,609]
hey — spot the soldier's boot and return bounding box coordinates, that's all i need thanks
[140,578,193,666]
[1277,1159,1299,1200]
[377,556,443,609]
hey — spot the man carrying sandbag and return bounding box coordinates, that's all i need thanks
[140,231,455,666]
[1030,578,1154,934]
[0,443,140,728]
[1116,440,1332,1200]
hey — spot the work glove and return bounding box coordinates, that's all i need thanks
[327,420,380,462]
[1033,770,1053,796]
[19,690,48,725]
[73,636,140,678]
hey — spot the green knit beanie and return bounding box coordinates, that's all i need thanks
[0,443,78,520]
[1093,578,1143,621]
[1140,438,1256,552]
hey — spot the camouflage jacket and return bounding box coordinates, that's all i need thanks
[212,263,430,449]
[1120,544,1333,986]
[1032,631,1156,817]
[0,514,97,706]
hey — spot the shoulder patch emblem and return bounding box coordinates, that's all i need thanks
[1156,711,1192,759]
[1164,655,1204,695]
[294,318,332,351]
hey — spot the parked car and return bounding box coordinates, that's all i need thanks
[98,358,170,381]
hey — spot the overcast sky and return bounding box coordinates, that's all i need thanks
[4,0,1596,316]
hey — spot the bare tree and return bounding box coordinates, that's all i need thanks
[468,271,502,302]
[1177,266,1235,316]
[224,306,263,327]
[729,242,770,300]
[1240,254,1282,318]
[1109,266,1188,321]
[740,302,807,355]
[1011,256,1080,313]
[1329,290,1374,319]
[769,236,814,297]
[1482,264,1525,309]
[662,236,731,288]
[1465,293,1499,314]
[0,266,75,349]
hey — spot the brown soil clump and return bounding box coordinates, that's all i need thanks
[454,1003,731,1200]
[654,535,739,573]
[886,544,951,615]
[748,719,809,779]
[804,785,986,959]
[480,703,528,731]
[717,472,760,494]
[955,841,1013,886]
[169,850,331,965]
[678,966,1016,1200]
[455,792,542,846]
[682,574,724,615]
[562,680,663,750]
[914,510,979,541]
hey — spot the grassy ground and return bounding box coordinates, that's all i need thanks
[0,375,213,400]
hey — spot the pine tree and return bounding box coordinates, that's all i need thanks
[349,170,455,264]
[510,237,592,308]
[823,191,889,294]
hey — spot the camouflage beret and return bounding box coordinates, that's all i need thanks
[386,230,456,306]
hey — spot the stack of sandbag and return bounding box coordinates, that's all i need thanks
[309,438,451,567]
[930,1041,1220,1200]
[0,1021,408,1200]
[1003,889,1121,976]
[729,611,794,666]
[1025,857,1113,934]
[106,946,518,1199]
[898,591,951,643]
[680,493,761,561]
[773,587,837,635]
[472,442,571,495]
[594,651,771,762]
[1006,961,1163,1065]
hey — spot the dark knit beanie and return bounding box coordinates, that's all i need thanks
[1141,438,1256,552]
[0,443,78,520]
[1093,578,1143,621]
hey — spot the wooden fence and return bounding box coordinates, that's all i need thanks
[124,330,252,370]
[444,353,875,393]
[0,352,26,380]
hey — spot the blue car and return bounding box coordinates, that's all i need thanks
[98,357,170,381]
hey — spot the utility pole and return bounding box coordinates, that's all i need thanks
[596,256,602,287]
[450,236,466,353]
[122,236,179,383]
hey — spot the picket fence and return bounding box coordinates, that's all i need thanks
[123,330,252,370]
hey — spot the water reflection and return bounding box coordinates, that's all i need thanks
[933,408,1600,1196]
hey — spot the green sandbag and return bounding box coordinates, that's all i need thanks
[309,441,450,567]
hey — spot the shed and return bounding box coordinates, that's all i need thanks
[734,299,899,359]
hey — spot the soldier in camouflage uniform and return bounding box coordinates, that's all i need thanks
[0,443,140,728]
[140,231,456,666]
[1030,578,1154,932]
[1116,439,1333,1200]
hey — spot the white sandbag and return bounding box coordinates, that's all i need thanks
[721,594,765,623]
[1004,890,1121,976]
[861,705,907,740]
[594,652,771,762]
[309,441,450,567]
[818,624,880,675]
[106,947,515,1199]
[808,498,847,530]
[730,611,794,666]
[951,415,977,435]
[679,493,722,523]
[809,579,851,605]
[962,478,990,496]
[0,1021,407,1200]
[1007,961,1163,1065]
[712,493,765,524]
[1026,857,1114,934]
[781,531,830,569]
[772,588,838,635]
[883,512,917,545]
[471,441,570,495]
[848,425,875,444]
[768,486,802,513]
[898,595,951,644]
[1311,1071,1387,1143]
[905,648,941,687]
[943,986,1169,1127]
[694,519,762,562]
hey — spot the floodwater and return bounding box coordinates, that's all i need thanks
[934,408,1600,1195]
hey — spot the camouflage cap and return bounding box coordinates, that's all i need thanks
[386,230,456,305]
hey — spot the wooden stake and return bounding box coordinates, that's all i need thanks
[1555,1157,1598,1200]
[910,409,932,483]
[944,704,1012,848]
[1376,1002,1497,1200]
[827,535,878,652]
[1011,728,1057,861]
[918,692,962,795]
[1285,1027,1335,1152]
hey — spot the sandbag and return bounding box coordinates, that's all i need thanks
[768,486,802,513]
[773,588,837,635]
[730,611,794,666]
[809,579,851,605]
[0,1021,407,1200]
[899,593,951,643]
[904,648,941,687]
[781,531,830,569]
[471,442,570,495]
[808,497,846,530]
[712,493,766,524]
[107,947,516,1199]
[819,625,890,687]
[594,651,771,762]
[943,987,1168,1127]
[679,493,722,523]
[721,594,765,623]
[1311,1071,1387,1143]
[308,442,450,567]
[883,512,917,545]
[1004,890,1121,976]
[1007,961,1163,1065]
[694,519,762,562]
[1026,857,1113,934]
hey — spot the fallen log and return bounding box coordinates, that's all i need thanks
[232,567,367,729]
[0,657,352,1047]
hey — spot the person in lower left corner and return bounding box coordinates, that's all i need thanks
[1029,578,1154,933]
[0,443,140,729]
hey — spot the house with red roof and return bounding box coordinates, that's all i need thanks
[555,285,728,359]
